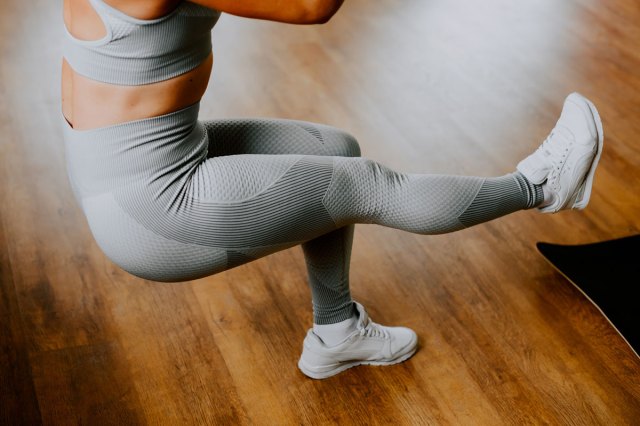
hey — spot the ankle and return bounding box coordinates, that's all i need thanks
[541,184,555,208]
[313,313,358,346]
[513,171,545,208]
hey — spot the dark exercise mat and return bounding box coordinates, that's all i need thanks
[537,234,639,357]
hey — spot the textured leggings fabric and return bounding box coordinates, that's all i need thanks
[63,102,543,324]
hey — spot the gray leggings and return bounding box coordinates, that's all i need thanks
[63,103,542,324]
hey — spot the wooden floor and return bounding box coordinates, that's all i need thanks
[2,0,639,424]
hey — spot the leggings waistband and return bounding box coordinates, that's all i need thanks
[63,102,207,199]
[62,102,201,141]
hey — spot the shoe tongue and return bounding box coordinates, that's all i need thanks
[555,125,574,142]
[354,302,369,329]
[518,154,551,185]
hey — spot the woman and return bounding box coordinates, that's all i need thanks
[62,0,603,379]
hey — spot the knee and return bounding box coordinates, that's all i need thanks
[337,131,361,158]
[320,126,361,158]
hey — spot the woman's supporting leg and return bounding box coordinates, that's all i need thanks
[203,118,360,324]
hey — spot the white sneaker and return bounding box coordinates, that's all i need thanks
[517,92,604,213]
[298,302,418,379]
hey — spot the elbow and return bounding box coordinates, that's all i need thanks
[299,0,343,24]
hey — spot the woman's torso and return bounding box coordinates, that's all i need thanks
[62,0,214,130]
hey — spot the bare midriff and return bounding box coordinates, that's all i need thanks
[62,0,212,130]
[61,55,213,130]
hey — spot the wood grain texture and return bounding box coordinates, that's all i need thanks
[1,0,639,424]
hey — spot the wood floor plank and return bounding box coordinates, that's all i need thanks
[105,277,250,425]
[0,196,42,426]
[29,342,143,425]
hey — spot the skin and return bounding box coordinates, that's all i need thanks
[62,0,343,130]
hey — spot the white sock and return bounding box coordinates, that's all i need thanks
[313,314,358,346]
[541,184,555,207]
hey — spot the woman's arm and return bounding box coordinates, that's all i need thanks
[189,0,344,24]
[103,0,343,24]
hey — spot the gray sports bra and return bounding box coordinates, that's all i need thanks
[63,0,220,85]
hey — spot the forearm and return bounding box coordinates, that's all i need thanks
[189,0,345,24]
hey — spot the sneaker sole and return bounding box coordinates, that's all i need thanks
[570,92,604,210]
[298,343,418,380]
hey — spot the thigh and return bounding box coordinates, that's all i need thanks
[202,118,361,157]
[109,152,344,279]
[176,153,343,267]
